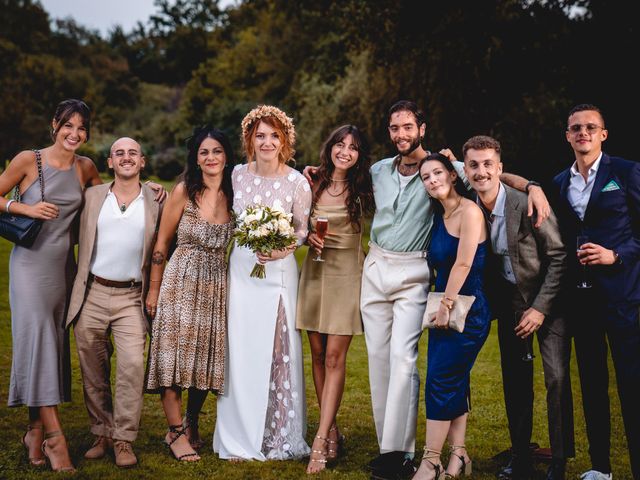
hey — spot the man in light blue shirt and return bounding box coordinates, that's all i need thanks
[362,101,552,480]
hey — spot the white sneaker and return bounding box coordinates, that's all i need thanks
[580,470,612,480]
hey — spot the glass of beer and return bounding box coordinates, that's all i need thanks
[313,216,329,262]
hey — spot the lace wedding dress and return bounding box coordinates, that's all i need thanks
[213,163,312,460]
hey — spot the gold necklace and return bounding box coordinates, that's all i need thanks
[326,182,348,197]
[443,195,462,219]
[330,177,348,182]
[202,189,223,211]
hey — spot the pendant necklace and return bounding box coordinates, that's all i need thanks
[202,189,223,212]
[326,181,348,197]
[398,161,419,176]
[443,196,462,219]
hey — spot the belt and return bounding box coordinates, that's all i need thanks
[90,274,142,288]
[368,242,427,259]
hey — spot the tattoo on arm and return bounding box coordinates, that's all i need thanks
[152,251,165,265]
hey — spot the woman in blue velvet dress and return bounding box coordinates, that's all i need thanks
[414,153,490,480]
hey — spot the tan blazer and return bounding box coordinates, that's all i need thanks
[66,182,162,329]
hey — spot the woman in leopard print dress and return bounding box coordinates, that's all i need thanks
[145,126,234,461]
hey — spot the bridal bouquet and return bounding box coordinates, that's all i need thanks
[234,201,297,279]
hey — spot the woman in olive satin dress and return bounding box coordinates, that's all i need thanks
[296,125,374,474]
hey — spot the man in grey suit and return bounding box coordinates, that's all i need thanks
[463,136,574,480]
[66,137,162,468]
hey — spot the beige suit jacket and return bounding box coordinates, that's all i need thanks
[65,182,162,330]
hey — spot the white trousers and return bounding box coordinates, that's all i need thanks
[361,243,430,454]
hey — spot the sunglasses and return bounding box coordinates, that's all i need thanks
[567,123,605,134]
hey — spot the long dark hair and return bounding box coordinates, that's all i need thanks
[183,126,234,210]
[314,125,374,231]
[419,152,472,215]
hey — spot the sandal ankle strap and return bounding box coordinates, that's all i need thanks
[423,447,442,459]
[44,430,64,440]
[167,424,187,446]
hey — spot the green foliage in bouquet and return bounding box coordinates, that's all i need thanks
[233,202,297,278]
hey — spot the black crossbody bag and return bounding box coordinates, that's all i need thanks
[0,150,46,248]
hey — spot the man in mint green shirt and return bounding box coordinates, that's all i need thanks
[363,100,550,480]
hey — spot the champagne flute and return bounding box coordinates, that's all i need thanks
[515,312,535,362]
[313,216,329,262]
[576,234,592,289]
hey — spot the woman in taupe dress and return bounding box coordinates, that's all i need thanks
[296,125,374,473]
[145,126,234,462]
[0,99,102,472]
[1,99,165,473]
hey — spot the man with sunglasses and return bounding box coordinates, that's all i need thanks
[551,104,640,480]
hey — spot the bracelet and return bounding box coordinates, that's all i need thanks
[525,180,541,193]
[440,297,454,310]
[150,279,162,282]
[5,199,15,213]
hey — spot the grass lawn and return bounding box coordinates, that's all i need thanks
[0,188,632,478]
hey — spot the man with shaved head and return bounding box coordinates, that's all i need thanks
[66,137,163,468]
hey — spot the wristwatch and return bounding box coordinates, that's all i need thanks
[613,250,623,265]
[525,180,541,193]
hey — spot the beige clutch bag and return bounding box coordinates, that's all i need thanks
[422,292,476,333]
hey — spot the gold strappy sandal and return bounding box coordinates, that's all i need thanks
[419,448,445,480]
[41,430,75,473]
[22,424,45,467]
[445,445,472,478]
[306,435,328,474]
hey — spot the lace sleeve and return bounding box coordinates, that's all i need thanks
[292,175,312,245]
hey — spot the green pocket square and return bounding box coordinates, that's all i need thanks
[602,180,621,192]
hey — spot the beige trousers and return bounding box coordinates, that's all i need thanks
[361,243,430,454]
[74,280,147,442]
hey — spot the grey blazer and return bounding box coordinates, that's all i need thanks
[65,182,162,329]
[500,184,566,316]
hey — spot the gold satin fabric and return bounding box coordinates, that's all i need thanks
[296,204,364,335]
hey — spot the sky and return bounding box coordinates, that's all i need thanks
[39,0,234,37]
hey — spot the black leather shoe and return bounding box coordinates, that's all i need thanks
[497,453,533,480]
[397,458,417,479]
[367,451,405,473]
[368,452,415,480]
[545,459,566,480]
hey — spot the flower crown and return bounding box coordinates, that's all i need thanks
[241,105,296,148]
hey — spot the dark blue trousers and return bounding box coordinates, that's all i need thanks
[572,291,640,479]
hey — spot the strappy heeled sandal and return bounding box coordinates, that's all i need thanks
[41,430,75,473]
[164,424,200,462]
[182,413,205,450]
[445,445,472,478]
[306,435,328,474]
[419,448,445,480]
[22,424,45,467]
[326,424,346,460]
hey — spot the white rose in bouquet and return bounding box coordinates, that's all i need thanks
[234,203,298,278]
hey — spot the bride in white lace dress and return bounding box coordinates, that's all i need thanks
[214,105,312,461]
